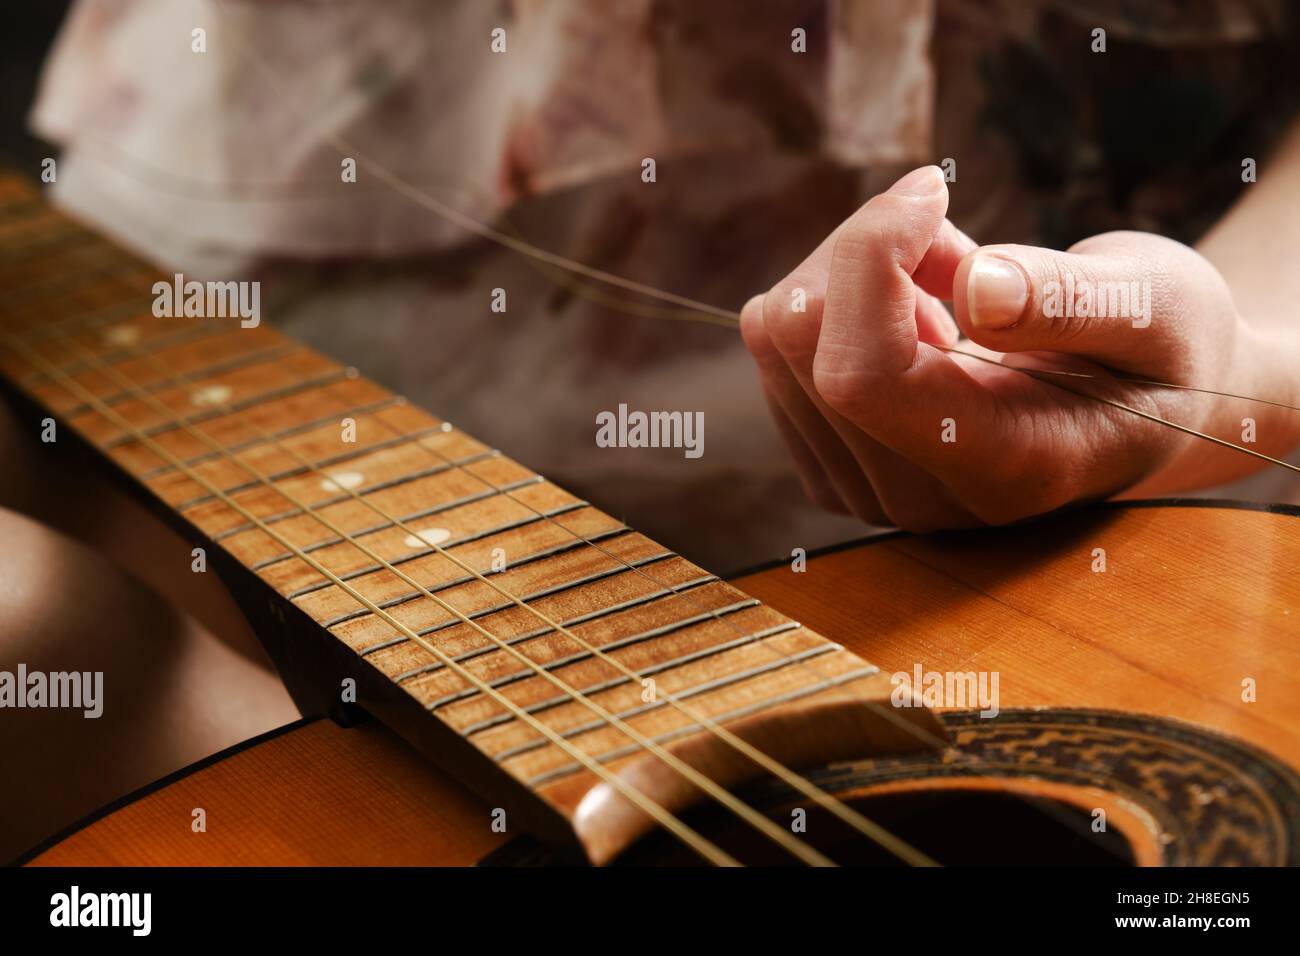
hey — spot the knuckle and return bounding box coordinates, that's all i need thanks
[811,358,869,418]
[834,215,893,266]
[762,275,823,354]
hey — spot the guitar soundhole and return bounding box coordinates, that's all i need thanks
[618,789,1136,865]
[480,709,1300,866]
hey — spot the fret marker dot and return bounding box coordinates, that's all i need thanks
[320,471,365,492]
[191,384,233,407]
[103,325,141,346]
[440,422,453,432]
[405,528,451,550]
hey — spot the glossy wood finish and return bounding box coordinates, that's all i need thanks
[28,719,506,866]
[737,502,1300,768]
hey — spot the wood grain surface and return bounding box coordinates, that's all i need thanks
[27,503,1300,866]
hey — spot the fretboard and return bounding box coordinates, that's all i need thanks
[0,173,937,863]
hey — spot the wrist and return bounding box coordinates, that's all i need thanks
[1147,321,1300,493]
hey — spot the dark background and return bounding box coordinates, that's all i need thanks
[1,2,72,169]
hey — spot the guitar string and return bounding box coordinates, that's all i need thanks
[16,291,938,867]
[8,272,1112,862]
[214,21,1300,421]
[16,234,1259,862]
[2,182,1263,861]
[0,191,1203,861]
[0,200,941,863]
[934,346,1300,476]
[0,191,937,865]
[0,329,746,869]
[5,15,1296,857]
[15,35,1297,845]
[6,174,1298,416]
[6,322,890,868]
[4,229,1121,866]
[7,287,946,868]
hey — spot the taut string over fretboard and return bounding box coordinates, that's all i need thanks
[0,177,942,865]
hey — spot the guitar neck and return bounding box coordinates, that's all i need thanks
[0,173,939,863]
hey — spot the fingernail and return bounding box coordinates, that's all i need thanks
[890,165,944,197]
[967,255,1028,329]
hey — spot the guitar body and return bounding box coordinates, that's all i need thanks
[27,501,1300,867]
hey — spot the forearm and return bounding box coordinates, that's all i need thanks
[1140,117,1300,492]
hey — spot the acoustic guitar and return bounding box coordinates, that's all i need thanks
[2,172,1298,868]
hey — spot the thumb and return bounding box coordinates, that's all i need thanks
[952,233,1211,370]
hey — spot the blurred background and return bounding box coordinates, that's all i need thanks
[3,0,1299,573]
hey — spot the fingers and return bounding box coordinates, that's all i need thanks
[915,288,959,346]
[740,295,885,523]
[914,219,978,301]
[743,280,978,532]
[809,167,1002,476]
[762,394,851,516]
[952,232,1220,375]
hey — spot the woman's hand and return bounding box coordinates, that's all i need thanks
[740,165,1289,531]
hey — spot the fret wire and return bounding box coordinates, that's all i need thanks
[363,574,719,659]
[320,546,670,631]
[181,446,496,516]
[321,541,670,632]
[311,528,638,626]
[285,503,609,599]
[138,396,409,482]
[20,294,196,349]
[42,305,936,867]
[12,322,847,868]
[2,329,743,869]
[241,476,545,557]
[101,367,350,448]
[209,449,508,540]
[58,342,300,414]
[391,578,733,679]
[172,426,475,509]
[51,336,296,404]
[435,614,792,724]
[410,561,704,645]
